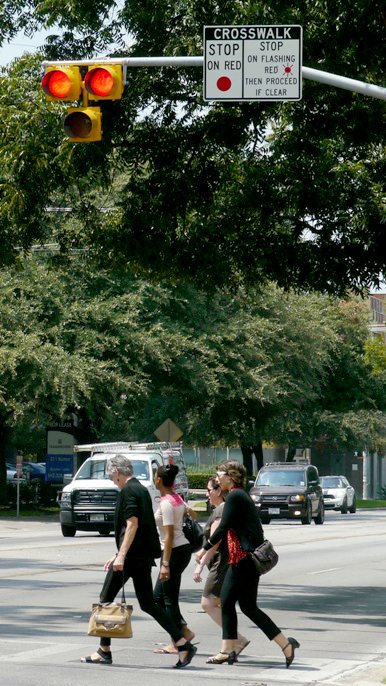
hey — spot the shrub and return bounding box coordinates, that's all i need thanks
[378,485,386,500]
[7,482,37,505]
[188,473,214,489]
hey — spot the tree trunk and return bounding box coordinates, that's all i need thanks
[241,445,254,479]
[0,422,11,507]
[241,440,264,479]
[252,441,264,472]
[286,446,297,462]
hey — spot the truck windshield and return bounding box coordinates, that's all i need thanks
[256,470,305,487]
[75,459,150,481]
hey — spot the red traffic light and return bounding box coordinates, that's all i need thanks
[64,107,102,143]
[85,68,114,97]
[84,65,123,100]
[42,67,81,101]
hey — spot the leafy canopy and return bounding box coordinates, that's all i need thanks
[1,2,386,295]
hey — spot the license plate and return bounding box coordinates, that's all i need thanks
[268,507,280,515]
[90,514,105,522]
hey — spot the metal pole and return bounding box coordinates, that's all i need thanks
[41,56,386,101]
[302,66,386,101]
[362,450,368,499]
[16,474,20,517]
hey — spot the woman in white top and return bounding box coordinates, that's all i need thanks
[153,464,197,655]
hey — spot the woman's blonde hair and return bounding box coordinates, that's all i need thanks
[217,460,246,488]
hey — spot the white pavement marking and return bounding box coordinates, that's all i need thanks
[307,567,343,575]
[0,643,81,661]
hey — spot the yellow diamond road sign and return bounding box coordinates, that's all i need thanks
[154,418,183,442]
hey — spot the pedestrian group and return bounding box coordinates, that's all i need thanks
[81,457,299,669]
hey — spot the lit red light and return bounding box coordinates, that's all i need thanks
[85,68,114,97]
[42,70,71,98]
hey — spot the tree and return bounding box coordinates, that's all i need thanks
[1,3,386,294]
[2,254,386,503]
[268,298,386,454]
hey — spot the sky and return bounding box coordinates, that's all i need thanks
[0,30,52,67]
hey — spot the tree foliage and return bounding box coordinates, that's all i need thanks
[1,254,386,507]
[1,2,386,293]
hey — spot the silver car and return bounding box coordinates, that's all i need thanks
[320,475,356,514]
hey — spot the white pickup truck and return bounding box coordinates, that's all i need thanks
[58,441,188,537]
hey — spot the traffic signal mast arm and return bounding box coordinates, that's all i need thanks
[41,53,386,143]
[41,56,386,102]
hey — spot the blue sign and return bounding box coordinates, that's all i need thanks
[46,454,73,482]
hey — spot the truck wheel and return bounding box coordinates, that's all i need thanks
[61,524,76,537]
[301,501,312,525]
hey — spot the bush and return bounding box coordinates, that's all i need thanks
[378,485,386,500]
[188,473,215,489]
[7,482,37,506]
[6,481,62,507]
[186,464,218,474]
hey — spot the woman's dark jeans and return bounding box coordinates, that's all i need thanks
[153,543,192,631]
[221,555,281,641]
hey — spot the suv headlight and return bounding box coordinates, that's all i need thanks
[61,492,71,502]
[290,494,305,502]
[250,494,261,503]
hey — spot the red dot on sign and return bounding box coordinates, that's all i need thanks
[217,76,232,92]
[284,67,292,74]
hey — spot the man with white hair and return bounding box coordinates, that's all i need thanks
[81,453,197,669]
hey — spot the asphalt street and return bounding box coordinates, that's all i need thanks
[1,510,386,686]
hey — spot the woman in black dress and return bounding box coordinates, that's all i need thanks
[196,461,299,668]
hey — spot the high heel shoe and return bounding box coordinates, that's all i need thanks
[282,637,300,668]
[206,651,237,665]
[173,641,197,669]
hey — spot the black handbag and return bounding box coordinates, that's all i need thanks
[250,539,279,575]
[183,514,204,552]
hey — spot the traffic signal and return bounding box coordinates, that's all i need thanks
[42,67,82,101]
[64,107,102,143]
[84,65,123,101]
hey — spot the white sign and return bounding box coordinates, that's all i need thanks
[204,25,302,101]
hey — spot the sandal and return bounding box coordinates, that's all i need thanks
[206,651,237,665]
[173,641,197,669]
[235,638,250,656]
[283,637,300,668]
[81,647,112,664]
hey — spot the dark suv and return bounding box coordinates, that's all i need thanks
[249,462,324,525]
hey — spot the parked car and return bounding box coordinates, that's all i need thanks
[6,464,26,482]
[320,475,356,513]
[249,461,325,525]
[20,462,46,482]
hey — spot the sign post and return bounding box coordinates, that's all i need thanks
[204,25,302,102]
[16,455,23,517]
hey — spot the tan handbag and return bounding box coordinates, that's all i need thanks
[88,576,133,638]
